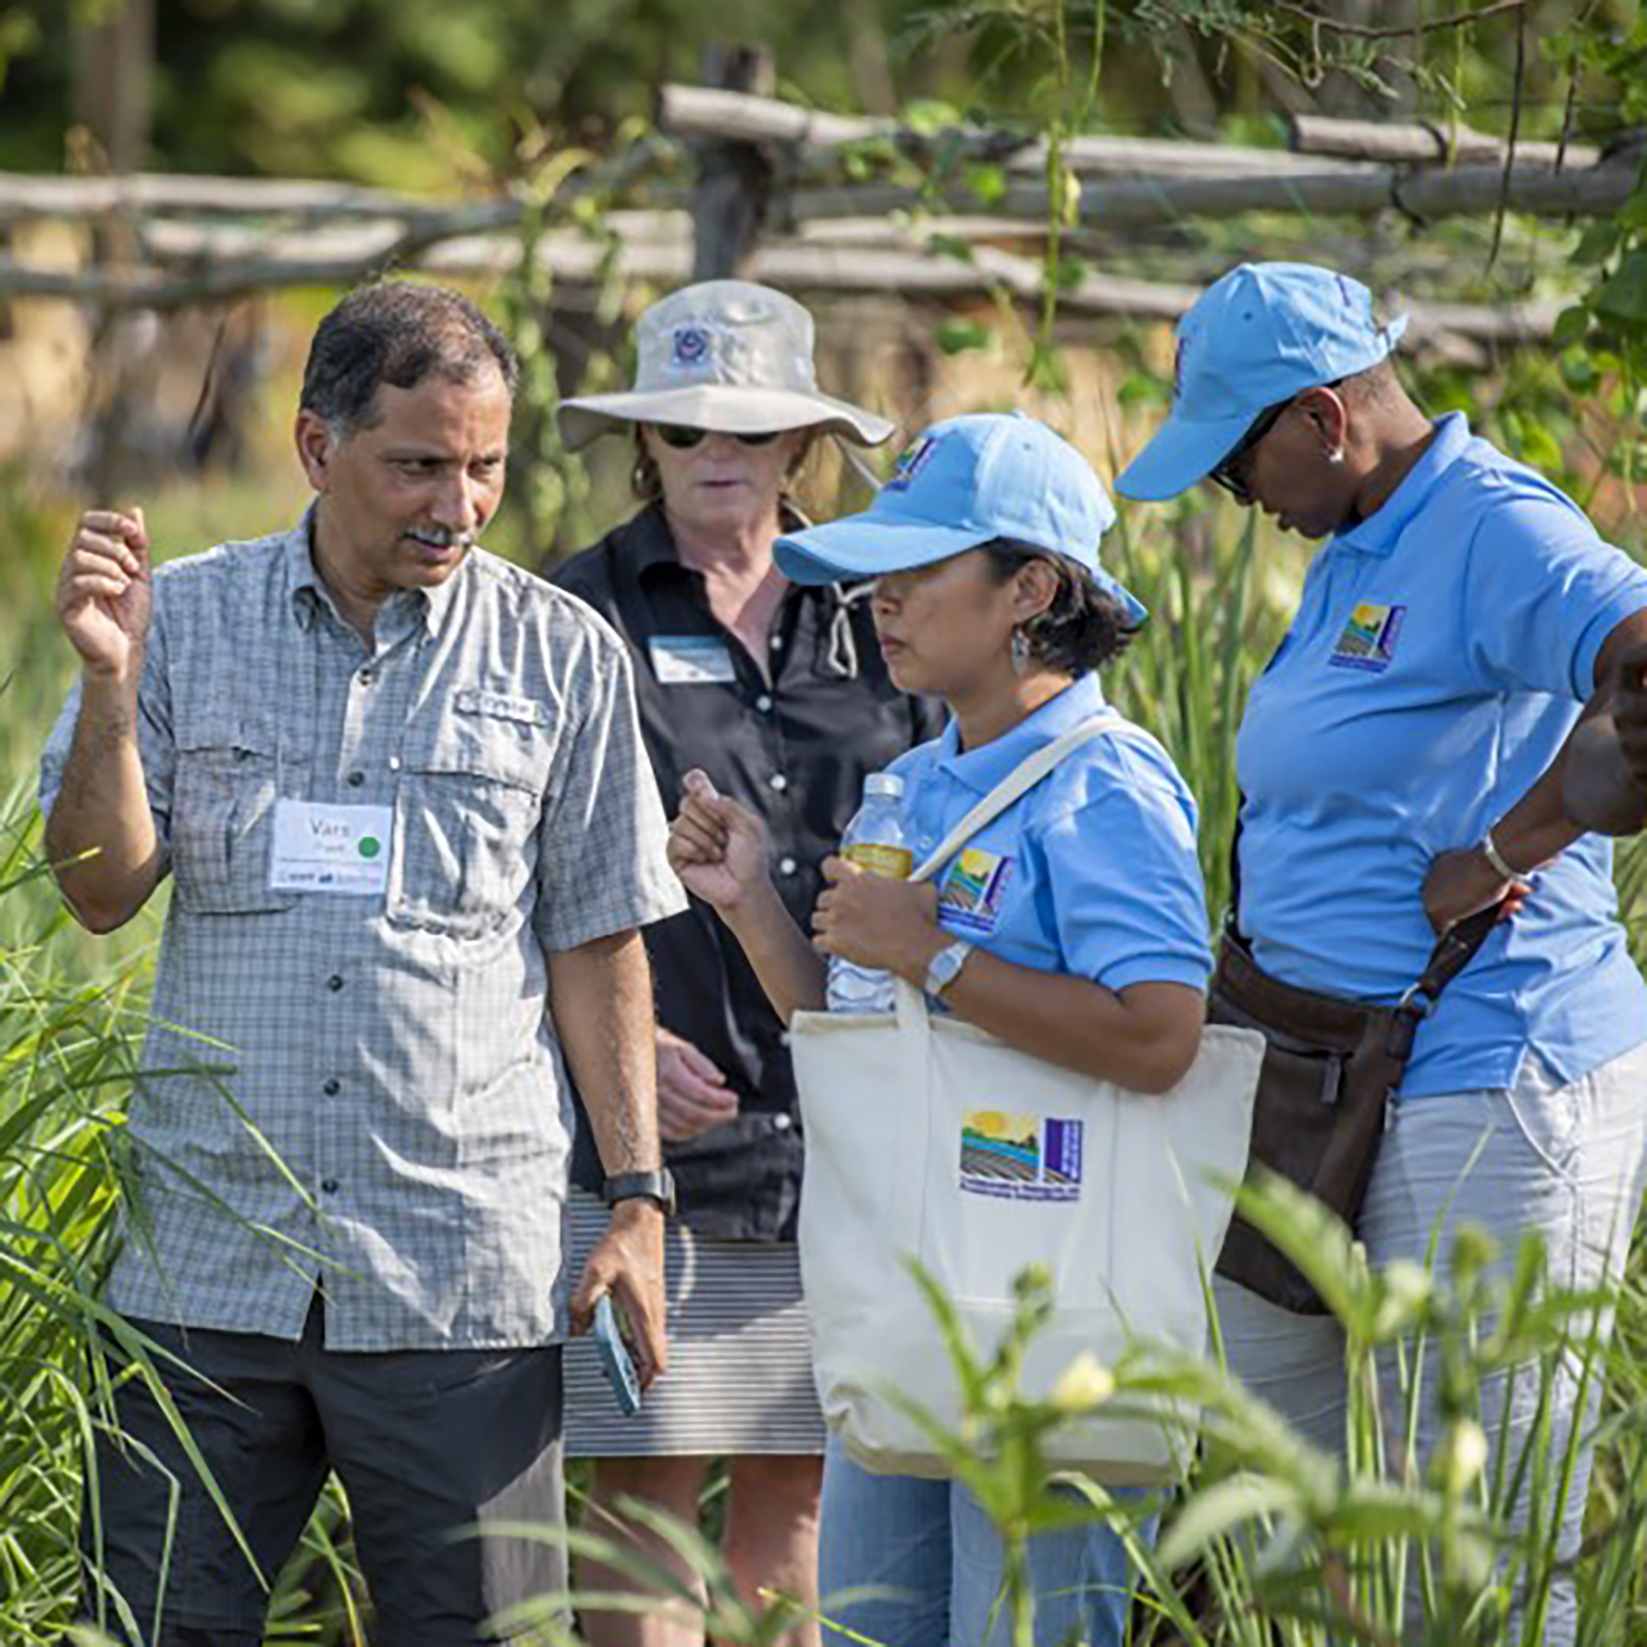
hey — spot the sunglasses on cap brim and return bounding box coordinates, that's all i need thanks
[1209,379,1345,506]
[652,424,783,450]
[1208,399,1291,505]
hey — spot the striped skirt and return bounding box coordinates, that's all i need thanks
[562,1189,827,1457]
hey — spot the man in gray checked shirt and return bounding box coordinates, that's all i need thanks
[42,282,687,1645]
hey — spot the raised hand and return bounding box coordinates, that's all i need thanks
[666,768,772,914]
[56,508,152,680]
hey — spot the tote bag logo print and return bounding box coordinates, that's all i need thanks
[960,1110,1084,1203]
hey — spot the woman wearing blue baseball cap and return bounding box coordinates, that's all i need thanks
[1119,260,1647,1642]
[667,411,1212,1647]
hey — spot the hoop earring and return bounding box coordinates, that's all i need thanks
[1011,627,1031,677]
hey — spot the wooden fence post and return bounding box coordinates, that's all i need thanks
[690,45,776,282]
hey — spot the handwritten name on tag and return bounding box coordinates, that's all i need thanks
[270,801,394,895]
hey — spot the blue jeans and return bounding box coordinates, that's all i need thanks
[817,1438,1153,1647]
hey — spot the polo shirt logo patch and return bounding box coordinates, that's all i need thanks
[960,1111,1083,1203]
[937,848,1013,934]
[1329,602,1407,673]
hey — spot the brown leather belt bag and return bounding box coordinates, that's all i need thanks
[1207,906,1499,1315]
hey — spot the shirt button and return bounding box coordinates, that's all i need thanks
[322,1078,341,1096]
[755,693,774,713]
[321,1178,340,1195]
[769,773,788,793]
[388,755,403,773]
[346,770,365,789]
[326,974,345,992]
[773,1113,793,1132]
[779,856,798,876]
[358,668,375,685]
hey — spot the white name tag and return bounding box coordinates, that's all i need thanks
[270,800,394,895]
[454,687,549,725]
[649,635,736,686]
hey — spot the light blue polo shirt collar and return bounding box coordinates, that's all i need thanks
[936,671,1109,794]
[1333,411,1471,559]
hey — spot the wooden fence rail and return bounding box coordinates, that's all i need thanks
[0,83,1635,348]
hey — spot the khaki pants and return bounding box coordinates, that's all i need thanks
[1215,1040,1647,1646]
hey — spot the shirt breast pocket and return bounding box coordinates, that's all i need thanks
[171,722,294,915]
[388,694,557,939]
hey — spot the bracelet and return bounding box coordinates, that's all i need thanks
[1480,828,1521,882]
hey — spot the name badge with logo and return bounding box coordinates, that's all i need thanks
[270,801,394,894]
[649,636,737,686]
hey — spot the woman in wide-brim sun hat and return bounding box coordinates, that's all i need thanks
[668,410,1212,1647]
[549,280,944,1647]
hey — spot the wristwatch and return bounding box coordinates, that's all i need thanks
[603,1167,677,1218]
[924,938,976,998]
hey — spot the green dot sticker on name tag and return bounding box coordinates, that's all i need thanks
[358,837,382,860]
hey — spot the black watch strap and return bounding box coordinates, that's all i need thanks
[603,1167,676,1217]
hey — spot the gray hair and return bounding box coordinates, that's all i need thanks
[300,281,518,438]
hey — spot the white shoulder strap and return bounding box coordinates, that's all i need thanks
[911,713,1122,885]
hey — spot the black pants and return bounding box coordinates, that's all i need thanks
[80,1296,566,1646]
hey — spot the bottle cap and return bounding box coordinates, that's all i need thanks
[864,772,904,799]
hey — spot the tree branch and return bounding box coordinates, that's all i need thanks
[1265,0,1529,40]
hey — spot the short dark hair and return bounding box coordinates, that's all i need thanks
[978,538,1135,675]
[300,281,518,436]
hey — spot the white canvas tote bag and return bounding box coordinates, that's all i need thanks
[792,716,1263,1481]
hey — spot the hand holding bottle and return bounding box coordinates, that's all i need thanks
[824,771,924,1012]
[814,856,943,980]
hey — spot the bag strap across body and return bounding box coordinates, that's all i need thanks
[909,711,1122,886]
[1224,802,1502,1053]
[1215,801,1508,1313]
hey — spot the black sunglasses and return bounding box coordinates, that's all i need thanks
[653,424,783,450]
[1208,398,1292,505]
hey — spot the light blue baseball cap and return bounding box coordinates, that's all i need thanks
[1117,262,1409,502]
[775,411,1147,628]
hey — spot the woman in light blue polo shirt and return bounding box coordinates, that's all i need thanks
[1118,261,1647,1645]
[667,412,1212,1647]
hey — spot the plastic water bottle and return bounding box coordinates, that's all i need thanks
[826,772,913,1014]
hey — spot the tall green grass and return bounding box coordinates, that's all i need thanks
[0,801,142,1644]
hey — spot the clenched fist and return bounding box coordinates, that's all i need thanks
[666,769,771,915]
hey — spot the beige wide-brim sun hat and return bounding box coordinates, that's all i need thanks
[556,280,895,451]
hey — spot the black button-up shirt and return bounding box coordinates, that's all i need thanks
[553,504,944,1238]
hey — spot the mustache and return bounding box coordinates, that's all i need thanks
[404,525,476,550]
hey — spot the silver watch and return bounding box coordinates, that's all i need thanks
[924,938,975,997]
